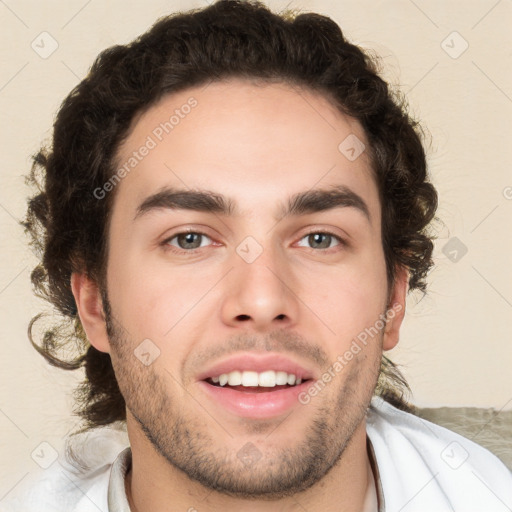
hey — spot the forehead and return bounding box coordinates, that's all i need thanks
[111,79,380,224]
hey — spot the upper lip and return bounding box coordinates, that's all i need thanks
[195,353,318,382]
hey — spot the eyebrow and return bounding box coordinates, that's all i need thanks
[134,184,371,224]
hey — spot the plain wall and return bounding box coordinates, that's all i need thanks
[1,0,511,497]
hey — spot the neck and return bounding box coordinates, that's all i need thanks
[125,419,373,512]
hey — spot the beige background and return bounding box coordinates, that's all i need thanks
[1,0,511,496]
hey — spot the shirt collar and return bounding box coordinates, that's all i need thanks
[367,434,386,512]
[108,446,132,511]
[108,439,385,511]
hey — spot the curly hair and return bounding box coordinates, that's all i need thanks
[24,0,436,432]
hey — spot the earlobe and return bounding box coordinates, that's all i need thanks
[382,267,408,351]
[70,273,111,354]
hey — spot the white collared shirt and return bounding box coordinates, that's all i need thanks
[2,396,511,511]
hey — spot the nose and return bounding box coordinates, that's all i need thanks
[220,243,299,331]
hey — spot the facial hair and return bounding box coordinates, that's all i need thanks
[103,294,381,500]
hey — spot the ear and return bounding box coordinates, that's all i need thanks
[71,272,111,354]
[382,266,408,351]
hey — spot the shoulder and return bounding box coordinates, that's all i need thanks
[0,426,129,512]
[0,462,111,512]
[366,396,512,512]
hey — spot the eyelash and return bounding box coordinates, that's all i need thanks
[160,228,346,255]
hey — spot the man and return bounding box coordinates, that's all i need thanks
[3,0,511,511]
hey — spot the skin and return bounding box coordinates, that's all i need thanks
[72,79,407,512]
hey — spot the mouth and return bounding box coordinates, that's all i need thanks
[203,369,312,392]
[195,353,317,418]
[198,370,314,419]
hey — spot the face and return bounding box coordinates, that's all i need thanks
[85,79,404,498]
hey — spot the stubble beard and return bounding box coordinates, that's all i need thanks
[104,298,381,499]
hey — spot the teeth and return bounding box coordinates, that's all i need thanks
[276,371,288,385]
[258,370,276,387]
[227,371,242,386]
[211,370,304,388]
[241,371,259,386]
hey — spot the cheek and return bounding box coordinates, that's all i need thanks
[107,249,215,345]
[295,246,387,306]
[106,221,388,355]
[304,258,387,350]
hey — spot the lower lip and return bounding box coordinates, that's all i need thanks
[197,380,311,419]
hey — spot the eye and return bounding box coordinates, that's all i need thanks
[296,231,345,251]
[160,229,346,254]
[162,230,213,252]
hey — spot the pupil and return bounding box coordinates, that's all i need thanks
[180,233,200,249]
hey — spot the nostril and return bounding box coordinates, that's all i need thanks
[236,314,251,321]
